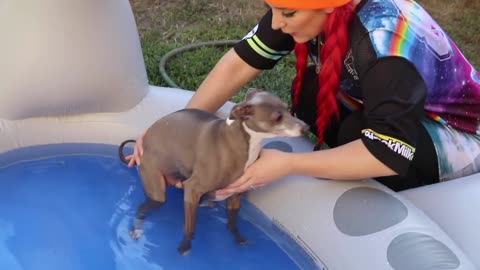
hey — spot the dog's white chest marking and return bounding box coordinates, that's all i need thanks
[242,122,276,170]
[226,118,235,126]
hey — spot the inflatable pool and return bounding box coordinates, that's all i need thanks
[1,0,479,269]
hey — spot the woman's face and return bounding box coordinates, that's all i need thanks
[269,5,333,43]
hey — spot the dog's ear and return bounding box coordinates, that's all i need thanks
[229,103,254,120]
[244,88,263,101]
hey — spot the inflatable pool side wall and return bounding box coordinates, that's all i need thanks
[0,1,478,269]
[0,0,149,120]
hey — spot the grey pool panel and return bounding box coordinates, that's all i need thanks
[334,187,408,236]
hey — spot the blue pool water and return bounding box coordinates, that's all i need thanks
[0,147,302,270]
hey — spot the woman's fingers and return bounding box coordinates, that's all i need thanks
[215,180,264,200]
[225,174,250,189]
[218,176,255,195]
[228,178,255,193]
[135,130,146,165]
[127,154,136,168]
[126,131,147,168]
[137,131,146,156]
[217,172,252,194]
[134,143,142,166]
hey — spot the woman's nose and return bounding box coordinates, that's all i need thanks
[271,10,285,30]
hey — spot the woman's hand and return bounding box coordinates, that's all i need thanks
[124,130,147,168]
[215,149,294,198]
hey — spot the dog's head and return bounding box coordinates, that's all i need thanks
[229,88,309,137]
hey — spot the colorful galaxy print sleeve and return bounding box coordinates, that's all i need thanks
[233,9,294,70]
[357,0,480,134]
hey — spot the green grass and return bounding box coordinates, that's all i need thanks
[416,0,479,69]
[130,0,296,102]
[130,0,479,105]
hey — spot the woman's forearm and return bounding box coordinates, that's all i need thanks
[291,139,397,180]
[186,48,262,113]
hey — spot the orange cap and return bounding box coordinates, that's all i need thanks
[264,0,351,9]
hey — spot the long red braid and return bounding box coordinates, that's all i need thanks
[291,4,355,145]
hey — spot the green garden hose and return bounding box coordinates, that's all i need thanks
[159,40,239,88]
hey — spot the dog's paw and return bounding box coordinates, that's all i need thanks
[236,236,249,246]
[177,241,192,255]
[129,229,144,240]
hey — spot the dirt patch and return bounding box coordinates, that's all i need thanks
[129,0,267,34]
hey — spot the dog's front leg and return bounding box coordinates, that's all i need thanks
[226,193,248,245]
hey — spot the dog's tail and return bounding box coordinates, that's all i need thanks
[118,139,137,165]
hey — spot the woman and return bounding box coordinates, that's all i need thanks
[127,0,480,194]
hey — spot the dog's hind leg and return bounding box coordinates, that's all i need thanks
[130,165,167,239]
[130,196,164,239]
[226,193,248,245]
[177,178,204,255]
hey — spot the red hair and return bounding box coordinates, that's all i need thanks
[291,4,355,145]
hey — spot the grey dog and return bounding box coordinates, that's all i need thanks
[119,89,308,254]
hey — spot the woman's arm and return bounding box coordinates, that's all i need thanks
[215,140,396,195]
[185,48,262,113]
[291,139,396,180]
[186,8,295,112]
